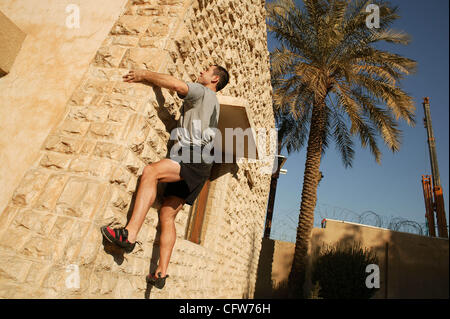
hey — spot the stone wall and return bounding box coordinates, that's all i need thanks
[0,0,129,225]
[0,0,274,299]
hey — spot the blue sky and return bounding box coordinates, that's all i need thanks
[265,0,449,241]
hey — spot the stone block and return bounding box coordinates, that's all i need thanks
[0,256,32,283]
[68,90,103,107]
[119,47,170,72]
[56,178,107,219]
[67,105,110,123]
[69,157,113,179]
[0,228,31,252]
[111,81,154,97]
[43,135,83,155]
[56,119,89,137]
[123,149,142,176]
[0,206,18,232]
[11,170,49,207]
[24,262,51,286]
[88,122,123,141]
[145,17,175,37]
[123,114,150,152]
[93,142,127,161]
[111,15,152,36]
[140,144,160,164]
[126,174,139,194]
[134,4,165,16]
[80,79,114,95]
[76,225,102,265]
[102,94,141,112]
[109,35,140,47]
[79,140,97,156]
[49,216,74,241]
[97,206,127,228]
[59,220,91,263]
[158,0,184,5]
[21,236,59,261]
[39,153,71,170]
[41,265,67,291]
[138,36,166,49]
[93,46,127,68]
[109,166,132,188]
[34,174,68,210]
[107,106,131,124]
[109,187,131,213]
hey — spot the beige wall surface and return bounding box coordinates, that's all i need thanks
[256,220,448,299]
[308,220,449,298]
[0,0,128,217]
[0,0,274,299]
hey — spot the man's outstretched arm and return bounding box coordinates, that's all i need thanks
[123,69,188,97]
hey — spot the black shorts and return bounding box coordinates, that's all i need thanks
[163,145,213,205]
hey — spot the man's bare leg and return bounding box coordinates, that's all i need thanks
[154,195,186,277]
[125,158,183,243]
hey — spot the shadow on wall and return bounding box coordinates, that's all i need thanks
[254,238,275,298]
[254,222,391,299]
[305,222,389,299]
[254,237,293,299]
[257,220,449,299]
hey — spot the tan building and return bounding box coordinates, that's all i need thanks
[0,0,275,298]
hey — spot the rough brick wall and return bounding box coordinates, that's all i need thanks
[0,0,273,298]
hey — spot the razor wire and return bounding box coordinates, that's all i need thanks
[269,203,428,242]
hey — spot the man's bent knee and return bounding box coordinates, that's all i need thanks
[142,163,158,179]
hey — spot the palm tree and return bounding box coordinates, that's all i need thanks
[266,0,417,297]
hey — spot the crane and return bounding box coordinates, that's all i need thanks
[421,97,448,238]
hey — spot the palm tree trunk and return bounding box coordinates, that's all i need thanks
[288,99,327,298]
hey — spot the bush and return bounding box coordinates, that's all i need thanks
[311,243,379,299]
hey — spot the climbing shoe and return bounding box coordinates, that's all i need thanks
[146,272,169,289]
[101,226,136,253]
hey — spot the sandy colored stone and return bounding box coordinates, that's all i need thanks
[0,0,275,299]
[34,174,68,210]
[68,105,110,123]
[43,135,83,155]
[111,81,154,97]
[109,166,132,187]
[119,47,170,71]
[39,153,71,170]
[56,178,106,219]
[102,94,141,111]
[69,157,113,179]
[93,142,127,161]
[88,122,123,141]
[11,170,49,207]
[111,15,153,36]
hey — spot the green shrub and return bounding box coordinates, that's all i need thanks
[311,243,379,299]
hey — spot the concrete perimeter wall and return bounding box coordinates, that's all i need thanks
[255,219,449,299]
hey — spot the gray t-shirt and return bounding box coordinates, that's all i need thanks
[175,82,220,147]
